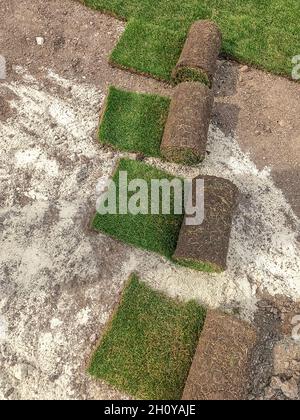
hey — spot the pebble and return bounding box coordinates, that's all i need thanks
[36,37,45,46]
[280,378,299,400]
[240,65,249,72]
[105,152,114,159]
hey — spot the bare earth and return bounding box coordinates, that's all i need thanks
[0,0,300,400]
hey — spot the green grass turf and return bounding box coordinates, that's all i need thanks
[110,19,185,82]
[99,86,170,156]
[84,0,300,80]
[89,274,206,399]
[92,158,184,259]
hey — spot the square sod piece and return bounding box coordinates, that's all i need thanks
[99,86,170,157]
[110,19,185,82]
[89,274,206,399]
[92,158,184,259]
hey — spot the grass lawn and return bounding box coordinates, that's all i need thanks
[92,158,184,259]
[110,19,185,82]
[84,0,300,80]
[89,274,206,399]
[99,86,170,156]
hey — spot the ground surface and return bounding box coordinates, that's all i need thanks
[0,0,300,400]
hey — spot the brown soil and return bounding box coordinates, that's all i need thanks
[213,61,300,218]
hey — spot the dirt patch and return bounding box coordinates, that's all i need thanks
[0,0,171,96]
[160,82,213,164]
[248,295,300,400]
[247,299,283,399]
[213,61,300,218]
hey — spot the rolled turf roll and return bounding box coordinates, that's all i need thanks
[173,175,238,272]
[182,310,257,400]
[160,82,214,165]
[172,20,222,87]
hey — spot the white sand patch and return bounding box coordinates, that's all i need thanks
[76,308,91,326]
[0,315,8,343]
[15,148,59,177]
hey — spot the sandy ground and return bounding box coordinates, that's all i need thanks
[0,0,300,400]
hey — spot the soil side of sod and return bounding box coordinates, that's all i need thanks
[173,175,239,273]
[99,86,170,157]
[89,274,206,400]
[182,310,257,400]
[172,20,222,87]
[160,82,213,165]
[84,0,300,80]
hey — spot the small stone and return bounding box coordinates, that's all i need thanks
[291,360,300,372]
[240,65,249,72]
[14,364,29,381]
[105,152,114,159]
[274,339,300,376]
[4,388,14,399]
[255,130,261,136]
[90,334,97,343]
[270,376,283,390]
[264,386,276,400]
[280,378,299,400]
[36,37,45,46]
[278,120,285,127]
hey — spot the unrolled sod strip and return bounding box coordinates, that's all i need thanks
[160,82,214,165]
[182,310,257,400]
[172,20,222,87]
[173,175,238,272]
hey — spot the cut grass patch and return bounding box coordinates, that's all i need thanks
[89,274,206,399]
[99,86,170,157]
[84,0,300,79]
[92,158,184,259]
[110,19,185,82]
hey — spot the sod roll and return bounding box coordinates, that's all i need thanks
[182,310,257,400]
[173,175,238,272]
[173,20,222,87]
[160,82,213,165]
